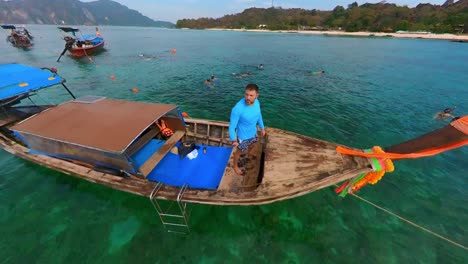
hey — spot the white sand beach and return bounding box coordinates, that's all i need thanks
[207,28,468,41]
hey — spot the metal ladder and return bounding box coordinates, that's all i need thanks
[150,183,191,234]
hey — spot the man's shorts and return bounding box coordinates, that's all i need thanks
[237,136,258,152]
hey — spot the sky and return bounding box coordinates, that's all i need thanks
[80,0,447,23]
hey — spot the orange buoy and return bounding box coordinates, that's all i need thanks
[132,88,139,93]
[110,75,115,80]
[170,49,176,54]
[182,112,188,117]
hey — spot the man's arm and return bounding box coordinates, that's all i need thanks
[257,102,265,136]
[229,107,240,142]
[257,112,265,130]
[258,113,266,136]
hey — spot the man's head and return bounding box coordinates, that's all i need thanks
[443,107,454,114]
[244,84,259,105]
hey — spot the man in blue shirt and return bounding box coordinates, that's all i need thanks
[229,83,266,175]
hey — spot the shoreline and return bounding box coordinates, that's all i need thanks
[205,28,468,41]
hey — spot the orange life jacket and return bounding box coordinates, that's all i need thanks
[156,119,174,137]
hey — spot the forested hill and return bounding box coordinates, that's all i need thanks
[0,0,174,28]
[176,0,468,33]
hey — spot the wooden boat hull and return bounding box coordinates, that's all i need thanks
[0,117,371,205]
[68,41,105,57]
[2,64,464,207]
[7,35,33,48]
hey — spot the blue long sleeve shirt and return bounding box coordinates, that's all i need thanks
[229,98,265,141]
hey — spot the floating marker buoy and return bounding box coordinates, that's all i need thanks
[182,112,188,117]
[132,88,139,93]
[170,49,176,54]
[110,75,115,80]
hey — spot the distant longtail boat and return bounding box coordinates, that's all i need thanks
[1,25,33,49]
[56,27,105,61]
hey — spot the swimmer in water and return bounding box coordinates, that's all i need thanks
[312,70,325,75]
[232,72,251,78]
[434,107,456,120]
[138,53,157,60]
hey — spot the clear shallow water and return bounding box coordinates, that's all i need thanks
[0,25,467,263]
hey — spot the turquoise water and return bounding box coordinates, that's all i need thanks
[0,25,467,263]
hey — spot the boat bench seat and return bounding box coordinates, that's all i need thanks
[126,126,160,157]
[240,139,264,191]
[139,130,185,178]
[217,135,265,192]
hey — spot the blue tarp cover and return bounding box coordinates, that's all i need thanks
[0,64,63,101]
[132,139,232,189]
[79,35,103,45]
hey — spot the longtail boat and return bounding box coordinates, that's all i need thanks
[1,25,33,49]
[1,64,466,230]
[56,27,104,61]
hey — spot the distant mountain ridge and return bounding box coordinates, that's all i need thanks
[0,0,174,27]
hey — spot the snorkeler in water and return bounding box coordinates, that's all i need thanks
[232,72,252,78]
[311,70,325,75]
[434,107,457,120]
[138,53,157,60]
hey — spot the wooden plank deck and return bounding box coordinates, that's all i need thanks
[139,130,185,177]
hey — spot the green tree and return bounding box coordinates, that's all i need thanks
[175,1,468,34]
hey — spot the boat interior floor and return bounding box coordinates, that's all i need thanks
[132,138,232,189]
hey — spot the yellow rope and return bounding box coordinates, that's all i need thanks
[350,192,467,250]
[77,31,97,65]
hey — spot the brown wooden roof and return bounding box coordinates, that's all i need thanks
[12,98,178,152]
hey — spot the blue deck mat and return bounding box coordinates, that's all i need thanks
[131,139,233,189]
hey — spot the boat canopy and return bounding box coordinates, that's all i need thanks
[1,24,16,29]
[0,64,63,101]
[11,97,181,153]
[58,27,79,33]
[78,35,104,45]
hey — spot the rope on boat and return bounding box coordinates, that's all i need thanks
[77,31,97,65]
[335,146,394,196]
[82,44,96,65]
[350,192,467,251]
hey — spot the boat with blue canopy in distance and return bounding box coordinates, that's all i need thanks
[57,27,105,61]
[1,24,33,49]
[0,63,466,209]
